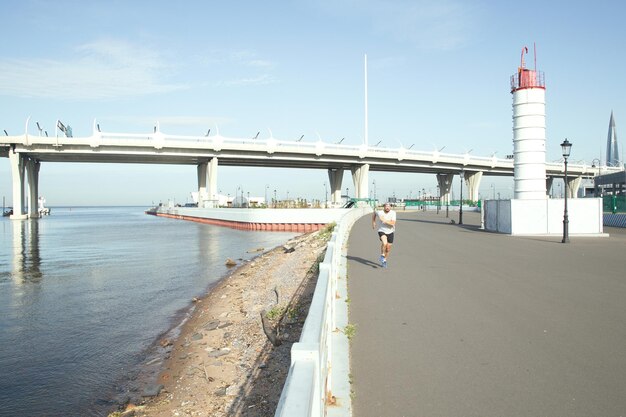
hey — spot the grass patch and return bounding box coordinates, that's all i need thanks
[265,305,285,320]
[318,222,336,241]
[344,323,356,340]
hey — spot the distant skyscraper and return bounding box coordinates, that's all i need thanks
[606,111,620,166]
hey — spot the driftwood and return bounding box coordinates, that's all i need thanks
[260,310,282,347]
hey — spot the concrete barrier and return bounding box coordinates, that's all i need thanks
[274,206,371,417]
[147,206,349,232]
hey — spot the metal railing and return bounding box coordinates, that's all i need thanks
[275,206,371,417]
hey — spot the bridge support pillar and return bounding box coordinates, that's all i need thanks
[567,176,582,199]
[26,158,41,218]
[208,157,218,205]
[466,171,482,202]
[436,173,454,205]
[546,177,554,197]
[9,150,28,219]
[351,164,369,200]
[197,162,208,207]
[328,168,344,206]
[197,158,219,208]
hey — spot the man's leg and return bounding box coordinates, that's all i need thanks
[379,234,388,265]
[380,235,388,258]
[384,243,392,260]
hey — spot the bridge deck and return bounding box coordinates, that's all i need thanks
[347,210,626,417]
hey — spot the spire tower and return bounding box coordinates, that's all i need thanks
[606,111,620,167]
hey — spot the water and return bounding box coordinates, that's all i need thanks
[0,207,296,417]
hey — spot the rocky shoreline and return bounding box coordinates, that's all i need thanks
[108,226,332,417]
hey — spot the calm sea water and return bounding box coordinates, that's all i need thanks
[0,207,296,417]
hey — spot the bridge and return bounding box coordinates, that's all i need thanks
[1,122,621,219]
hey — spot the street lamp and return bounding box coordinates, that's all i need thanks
[372,180,377,203]
[324,182,328,208]
[445,178,449,218]
[274,189,277,208]
[591,158,601,196]
[265,185,269,207]
[459,170,464,225]
[561,138,572,243]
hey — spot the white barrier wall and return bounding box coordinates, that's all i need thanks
[484,198,604,235]
[160,207,349,224]
[275,206,371,417]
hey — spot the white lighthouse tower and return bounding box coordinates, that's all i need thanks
[511,46,547,199]
[483,45,605,236]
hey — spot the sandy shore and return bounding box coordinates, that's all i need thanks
[109,227,331,417]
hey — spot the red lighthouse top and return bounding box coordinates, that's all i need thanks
[511,45,545,92]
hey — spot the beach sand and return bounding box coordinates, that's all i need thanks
[110,228,330,417]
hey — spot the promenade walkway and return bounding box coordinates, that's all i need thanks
[347,210,626,417]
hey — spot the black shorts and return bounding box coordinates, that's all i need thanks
[378,231,394,243]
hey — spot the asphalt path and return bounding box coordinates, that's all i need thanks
[347,209,626,417]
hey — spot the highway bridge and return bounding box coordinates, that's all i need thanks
[1,123,622,219]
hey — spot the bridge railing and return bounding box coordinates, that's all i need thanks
[274,206,371,417]
[3,132,623,176]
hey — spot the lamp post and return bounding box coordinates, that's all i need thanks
[591,158,601,197]
[445,178,449,218]
[561,138,572,243]
[324,182,328,208]
[459,170,464,225]
[274,189,277,208]
[265,185,269,207]
[372,180,376,203]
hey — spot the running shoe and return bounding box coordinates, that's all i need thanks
[382,259,388,268]
[379,255,385,266]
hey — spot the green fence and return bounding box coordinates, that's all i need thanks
[404,200,481,208]
[603,195,626,214]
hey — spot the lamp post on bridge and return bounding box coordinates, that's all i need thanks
[561,138,572,243]
[324,182,328,208]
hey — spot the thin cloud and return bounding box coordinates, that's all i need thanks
[315,0,478,50]
[219,74,278,87]
[0,39,188,100]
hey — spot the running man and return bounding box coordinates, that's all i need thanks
[372,202,396,267]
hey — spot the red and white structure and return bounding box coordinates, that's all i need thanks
[511,46,547,199]
[484,45,606,236]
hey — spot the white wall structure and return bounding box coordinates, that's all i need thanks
[484,199,604,235]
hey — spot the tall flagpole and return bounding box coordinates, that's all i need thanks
[364,53,369,146]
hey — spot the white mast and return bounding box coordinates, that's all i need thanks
[364,53,369,146]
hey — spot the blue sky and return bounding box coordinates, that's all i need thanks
[1,0,624,206]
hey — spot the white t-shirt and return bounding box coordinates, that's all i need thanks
[375,209,396,234]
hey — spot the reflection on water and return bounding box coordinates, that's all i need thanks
[11,220,42,284]
[0,207,296,417]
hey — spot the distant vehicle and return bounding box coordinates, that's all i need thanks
[2,207,12,217]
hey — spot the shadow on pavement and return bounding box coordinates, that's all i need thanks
[347,255,381,269]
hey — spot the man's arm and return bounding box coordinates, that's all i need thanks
[372,212,377,229]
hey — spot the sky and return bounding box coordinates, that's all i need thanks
[1,0,625,206]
